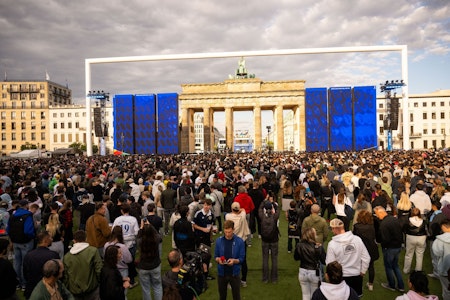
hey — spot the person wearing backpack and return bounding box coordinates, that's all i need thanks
[7,199,36,291]
[259,200,280,283]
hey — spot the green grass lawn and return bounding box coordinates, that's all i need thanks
[128,214,443,300]
[19,211,443,300]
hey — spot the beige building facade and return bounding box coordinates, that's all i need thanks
[179,78,306,153]
[0,80,71,156]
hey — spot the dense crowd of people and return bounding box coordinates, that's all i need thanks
[0,149,449,300]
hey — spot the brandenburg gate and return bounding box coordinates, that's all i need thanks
[179,59,306,153]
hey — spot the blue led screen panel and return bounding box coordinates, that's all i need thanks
[329,87,353,151]
[134,94,156,154]
[113,94,134,154]
[353,86,377,151]
[305,88,328,151]
[157,93,179,154]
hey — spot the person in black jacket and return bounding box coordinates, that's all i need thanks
[402,207,427,274]
[100,245,129,300]
[0,238,18,300]
[173,205,196,257]
[294,227,326,300]
[259,200,280,283]
[352,210,379,292]
[374,206,405,292]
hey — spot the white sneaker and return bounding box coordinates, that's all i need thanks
[241,281,247,287]
[366,282,373,291]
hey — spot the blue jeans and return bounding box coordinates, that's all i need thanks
[382,247,404,290]
[138,265,162,300]
[13,240,34,287]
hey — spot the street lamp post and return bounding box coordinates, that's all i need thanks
[266,126,271,156]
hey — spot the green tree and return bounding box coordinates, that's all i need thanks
[68,142,84,154]
[20,142,36,151]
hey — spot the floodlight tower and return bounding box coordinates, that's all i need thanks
[380,80,406,151]
[87,91,110,155]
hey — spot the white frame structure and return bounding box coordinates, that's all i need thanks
[85,45,409,156]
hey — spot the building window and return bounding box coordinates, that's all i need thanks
[11,93,18,100]
[21,112,26,119]
[2,93,6,99]
[82,112,86,117]
[41,132,45,140]
[30,102,36,109]
[60,113,64,118]
[40,93,45,99]
[441,112,445,119]
[60,122,64,129]
[31,112,36,119]
[1,84,6,90]
[31,133,36,141]
[423,102,427,107]
[11,133,16,141]
[11,145,16,150]
[61,134,65,142]
[441,101,445,106]
[40,84,45,90]
[41,122,46,130]
[21,102,26,109]
[31,122,36,130]
[378,103,384,109]
[410,114,413,122]
[53,113,57,118]
[379,114,384,121]
[432,129,437,134]
[424,140,428,148]
[68,122,72,129]
[68,113,72,117]
[423,129,428,134]
[11,102,16,109]
[1,123,5,130]
[1,133,5,141]
[1,112,6,119]
[432,112,436,119]
[1,102,6,109]
[30,93,37,100]
[41,112,45,119]
[20,93,27,100]
[414,102,418,107]
[75,112,79,117]
[11,122,16,130]
[75,122,79,129]
[432,102,436,107]
[76,133,79,142]
[68,133,72,143]
[40,102,45,108]
[53,134,57,143]
[423,113,427,120]
[11,112,16,119]
[21,133,26,141]
[53,123,57,129]
[21,122,26,130]
[379,127,384,135]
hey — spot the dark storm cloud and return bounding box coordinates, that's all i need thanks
[0,0,449,102]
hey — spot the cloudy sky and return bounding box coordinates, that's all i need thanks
[1,0,449,131]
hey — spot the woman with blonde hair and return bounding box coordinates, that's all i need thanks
[294,227,326,300]
[397,190,413,230]
[46,213,64,258]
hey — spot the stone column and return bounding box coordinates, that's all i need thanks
[253,105,262,151]
[275,105,284,151]
[294,106,301,151]
[203,107,212,152]
[180,108,190,153]
[225,107,234,151]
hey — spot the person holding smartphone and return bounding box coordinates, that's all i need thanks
[214,220,245,300]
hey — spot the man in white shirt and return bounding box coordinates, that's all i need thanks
[410,183,432,216]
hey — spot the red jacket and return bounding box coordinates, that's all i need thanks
[234,193,255,214]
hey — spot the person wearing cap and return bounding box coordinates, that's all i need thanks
[326,218,370,297]
[126,178,141,204]
[226,201,250,287]
[7,199,35,290]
